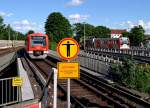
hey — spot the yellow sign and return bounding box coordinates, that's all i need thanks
[57,38,80,60]
[12,77,23,87]
[58,62,80,79]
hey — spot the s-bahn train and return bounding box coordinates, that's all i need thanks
[26,33,49,59]
[144,40,150,48]
[80,37,130,50]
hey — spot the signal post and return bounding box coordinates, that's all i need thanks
[57,38,80,108]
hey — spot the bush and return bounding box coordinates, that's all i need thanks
[109,58,150,94]
[50,41,57,51]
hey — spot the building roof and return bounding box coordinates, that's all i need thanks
[111,29,127,34]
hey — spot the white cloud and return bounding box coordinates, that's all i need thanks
[0,11,13,17]
[11,19,43,33]
[69,13,89,22]
[138,20,144,27]
[68,0,84,6]
[119,20,150,34]
[22,19,30,25]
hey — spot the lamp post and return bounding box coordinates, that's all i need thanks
[7,24,10,47]
[83,22,86,50]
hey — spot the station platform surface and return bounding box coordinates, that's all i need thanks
[4,99,40,108]
[0,52,16,72]
[17,58,34,101]
[48,50,59,57]
[0,46,11,49]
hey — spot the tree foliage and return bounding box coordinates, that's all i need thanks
[45,12,73,43]
[122,32,130,37]
[0,16,25,40]
[73,23,95,42]
[129,25,145,46]
[122,26,145,46]
[73,23,111,42]
[27,30,35,35]
[93,26,111,38]
[109,58,150,93]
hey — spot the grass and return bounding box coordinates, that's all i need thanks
[49,41,57,51]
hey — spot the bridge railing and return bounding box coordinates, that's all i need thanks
[85,47,150,57]
[0,77,21,107]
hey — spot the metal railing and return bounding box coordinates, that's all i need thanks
[0,77,21,107]
[86,47,150,57]
[72,52,114,75]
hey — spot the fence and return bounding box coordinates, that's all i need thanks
[86,47,150,57]
[0,40,24,48]
[0,77,21,107]
[72,51,115,75]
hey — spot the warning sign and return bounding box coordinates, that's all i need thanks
[57,38,80,60]
[57,62,80,79]
[12,77,23,87]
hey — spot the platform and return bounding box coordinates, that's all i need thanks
[48,50,59,57]
[17,58,34,101]
[0,52,16,72]
[4,99,40,108]
[48,50,62,61]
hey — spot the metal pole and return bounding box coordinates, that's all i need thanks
[84,22,85,50]
[67,78,70,108]
[13,34,14,47]
[67,60,71,108]
[15,32,18,46]
[8,25,10,47]
[53,68,57,108]
[16,32,18,41]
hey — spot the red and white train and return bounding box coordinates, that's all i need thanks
[26,33,49,59]
[81,37,130,50]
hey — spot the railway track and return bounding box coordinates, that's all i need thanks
[0,47,24,57]
[32,59,126,107]
[33,60,110,108]
[19,49,150,107]
[47,54,150,108]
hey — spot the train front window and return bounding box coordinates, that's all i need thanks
[121,38,129,45]
[31,36,46,46]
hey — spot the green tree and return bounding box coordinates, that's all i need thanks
[0,16,25,40]
[17,32,26,40]
[122,32,130,37]
[27,30,34,35]
[93,26,111,38]
[45,12,73,43]
[0,16,6,39]
[0,16,4,27]
[129,25,145,46]
[73,23,95,42]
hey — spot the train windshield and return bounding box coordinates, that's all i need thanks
[31,36,46,46]
[121,37,129,44]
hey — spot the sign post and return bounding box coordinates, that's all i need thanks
[53,68,57,108]
[67,78,70,108]
[57,38,80,108]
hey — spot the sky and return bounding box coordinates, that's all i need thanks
[0,0,150,34]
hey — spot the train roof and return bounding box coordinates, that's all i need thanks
[27,33,47,37]
[85,38,119,41]
[85,37,129,41]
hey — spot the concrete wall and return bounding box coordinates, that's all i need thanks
[0,40,25,49]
